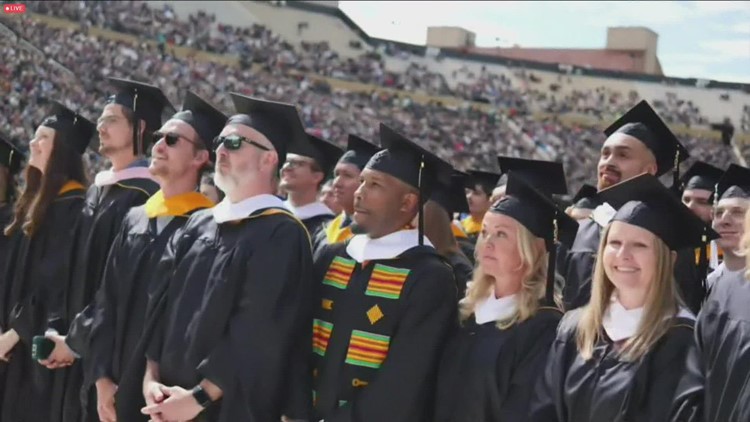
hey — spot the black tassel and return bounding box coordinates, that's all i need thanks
[417,156,424,246]
[698,233,710,306]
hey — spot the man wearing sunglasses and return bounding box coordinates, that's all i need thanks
[79,91,224,422]
[141,93,314,422]
[282,134,343,239]
[39,78,173,421]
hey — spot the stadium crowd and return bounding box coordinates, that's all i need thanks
[0,0,744,189]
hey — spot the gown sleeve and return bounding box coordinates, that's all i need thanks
[670,319,707,421]
[86,225,129,382]
[327,261,458,422]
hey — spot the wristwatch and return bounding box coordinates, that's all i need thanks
[191,385,213,408]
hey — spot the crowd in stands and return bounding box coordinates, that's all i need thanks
[0,0,744,189]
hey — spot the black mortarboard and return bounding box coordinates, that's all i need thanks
[603,100,689,181]
[497,156,568,195]
[40,101,97,154]
[465,170,502,195]
[172,91,227,155]
[0,134,24,175]
[716,164,750,200]
[106,78,174,156]
[599,173,718,251]
[677,161,724,193]
[338,134,380,171]
[300,134,344,177]
[366,123,453,245]
[228,93,308,167]
[572,184,600,210]
[432,170,470,215]
[491,172,579,304]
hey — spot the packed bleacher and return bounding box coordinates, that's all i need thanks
[0,0,745,191]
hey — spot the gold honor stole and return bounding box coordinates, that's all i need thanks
[58,180,86,195]
[695,243,722,265]
[461,215,482,236]
[144,190,215,218]
[452,221,468,239]
[325,213,354,244]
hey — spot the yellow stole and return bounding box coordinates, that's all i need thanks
[144,190,215,218]
[325,213,354,244]
[451,221,468,239]
[695,243,722,265]
[59,180,86,195]
[461,215,482,236]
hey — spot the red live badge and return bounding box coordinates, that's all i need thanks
[3,4,26,14]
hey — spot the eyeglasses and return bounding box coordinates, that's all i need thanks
[213,134,270,152]
[153,131,200,147]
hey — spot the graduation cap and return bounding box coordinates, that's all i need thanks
[677,161,724,193]
[106,78,174,156]
[571,184,599,210]
[40,100,97,154]
[497,156,568,195]
[228,93,308,167]
[603,100,689,186]
[171,91,227,156]
[491,172,579,305]
[432,170,470,215]
[0,134,24,175]
[338,134,380,171]
[465,170,502,195]
[599,173,718,251]
[366,123,453,245]
[715,164,750,201]
[301,134,344,177]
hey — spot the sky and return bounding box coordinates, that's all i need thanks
[339,1,750,83]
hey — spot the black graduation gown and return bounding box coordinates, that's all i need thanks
[0,188,85,422]
[65,178,159,355]
[311,241,458,422]
[434,308,562,422]
[671,269,750,422]
[146,207,314,421]
[0,203,14,405]
[60,177,157,422]
[530,309,695,422]
[81,205,206,420]
[560,219,600,310]
[445,251,473,299]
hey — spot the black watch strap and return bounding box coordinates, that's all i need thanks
[192,385,213,408]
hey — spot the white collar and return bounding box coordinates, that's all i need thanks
[94,166,155,187]
[591,202,617,228]
[346,229,434,263]
[603,295,695,342]
[474,292,518,325]
[284,200,334,220]
[212,194,284,224]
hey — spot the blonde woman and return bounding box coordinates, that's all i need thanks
[531,174,716,422]
[434,173,577,421]
[671,165,750,422]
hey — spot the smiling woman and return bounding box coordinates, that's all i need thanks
[530,174,716,422]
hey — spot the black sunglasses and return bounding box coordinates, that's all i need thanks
[153,131,199,147]
[213,134,271,152]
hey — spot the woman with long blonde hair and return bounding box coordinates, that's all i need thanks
[0,100,93,421]
[531,174,715,422]
[671,165,750,421]
[434,173,577,421]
